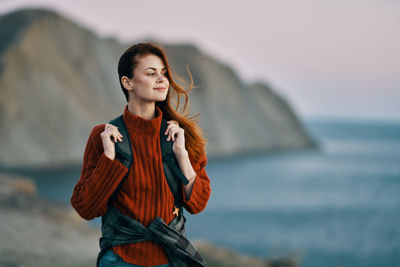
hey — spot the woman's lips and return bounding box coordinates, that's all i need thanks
[154,87,166,90]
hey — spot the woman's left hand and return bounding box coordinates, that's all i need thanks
[164,120,187,155]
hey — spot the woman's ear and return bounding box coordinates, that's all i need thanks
[121,76,134,91]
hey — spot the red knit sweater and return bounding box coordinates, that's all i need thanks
[70,104,211,266]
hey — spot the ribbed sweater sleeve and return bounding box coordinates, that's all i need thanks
[181,152,211,214]
[70,124,129,220]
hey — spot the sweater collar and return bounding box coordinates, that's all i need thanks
[123,104,163,135]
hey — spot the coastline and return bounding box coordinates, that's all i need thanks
[0,172,297,267]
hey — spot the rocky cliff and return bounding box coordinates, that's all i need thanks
[0,8,318,167]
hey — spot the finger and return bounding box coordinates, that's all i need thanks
[165,123,176,135]
[167,120,179,126]
[169,128,178,141]
[115,131,123,141]
[164,125,170,135]
[111,132,119,142]
[167,128,172,140]
[166,126,176,140]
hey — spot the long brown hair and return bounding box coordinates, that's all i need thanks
[118,42,207,161]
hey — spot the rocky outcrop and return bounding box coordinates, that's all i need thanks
[0,172,99,266]
[0,9,126,168]
[0,172,297,267]
[0,8,318,168]
[195,241,297,267]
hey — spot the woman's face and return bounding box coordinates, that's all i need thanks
[129,54,169,103]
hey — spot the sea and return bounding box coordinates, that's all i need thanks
[6,118,400,267]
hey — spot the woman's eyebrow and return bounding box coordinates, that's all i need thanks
[145,67,167,71]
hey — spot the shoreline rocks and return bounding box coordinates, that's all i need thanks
[0,173,297,267]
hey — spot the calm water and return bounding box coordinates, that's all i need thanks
[5,119,400,267]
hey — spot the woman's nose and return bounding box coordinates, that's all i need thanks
[157,74,167,81]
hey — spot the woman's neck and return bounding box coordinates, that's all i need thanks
[127,101,157,120]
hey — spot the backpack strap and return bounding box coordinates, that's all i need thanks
[159,117,190,186]
[108,115,132,169]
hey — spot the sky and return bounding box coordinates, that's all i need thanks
[1,0,399,121]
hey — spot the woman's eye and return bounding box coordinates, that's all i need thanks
[147,72,167,76]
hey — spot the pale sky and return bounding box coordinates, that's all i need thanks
[1,0,399,121]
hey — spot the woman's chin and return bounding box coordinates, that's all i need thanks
[155,95,168,101]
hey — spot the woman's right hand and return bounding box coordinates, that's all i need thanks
[100,123,123,160]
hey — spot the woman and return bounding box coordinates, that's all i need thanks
[70,42,211,267]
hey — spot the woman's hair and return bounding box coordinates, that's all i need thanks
[118,42,207,161]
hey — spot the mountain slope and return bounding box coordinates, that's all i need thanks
[0,8,317,167]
